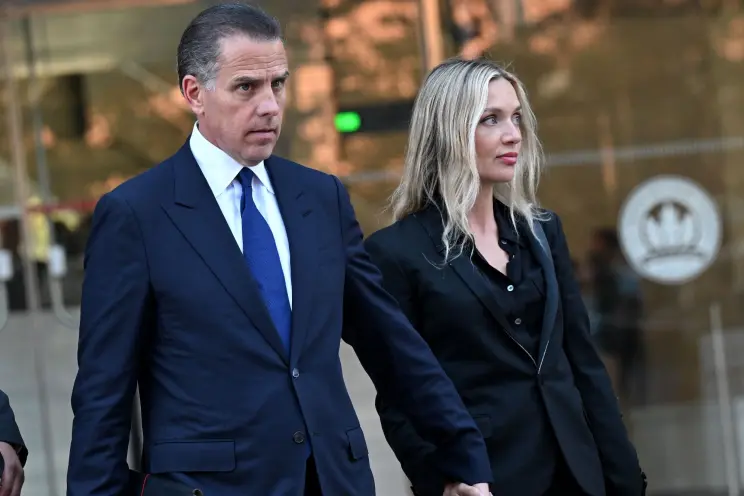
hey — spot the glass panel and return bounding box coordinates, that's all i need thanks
[340,1,744,493]
[322,0,422,233]
[3,0,744,494]
[435,1,744,493]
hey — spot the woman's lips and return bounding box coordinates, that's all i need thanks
[497,152,518,166]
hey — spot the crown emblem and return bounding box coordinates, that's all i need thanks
[640,201,704,263]
[618,175,721,285]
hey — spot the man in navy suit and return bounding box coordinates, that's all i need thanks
[67,3,491,495]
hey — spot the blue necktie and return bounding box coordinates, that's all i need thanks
[237,168,292,354]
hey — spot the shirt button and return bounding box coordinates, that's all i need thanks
[514,318,522,325]
[507,285,514,292]
[292,368,300,378]
[293,431,305,444]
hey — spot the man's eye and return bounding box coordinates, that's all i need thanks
[272,80,286,89]
[238,84,252,92]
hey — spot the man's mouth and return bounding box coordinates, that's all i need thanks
[248,128,277,140]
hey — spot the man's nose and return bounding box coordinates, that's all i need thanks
[257,92,280,117]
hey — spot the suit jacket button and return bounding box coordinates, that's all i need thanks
[292,368,300,378]
[293,431,305,444]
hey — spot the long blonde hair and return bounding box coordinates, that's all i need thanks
[390,58,545,262]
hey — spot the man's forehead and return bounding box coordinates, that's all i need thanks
[217,36,288,80]
[219,35,286,63]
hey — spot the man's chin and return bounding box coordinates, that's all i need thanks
[241,146,275,165]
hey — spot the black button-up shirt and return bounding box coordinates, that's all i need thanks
[471,201,546,358]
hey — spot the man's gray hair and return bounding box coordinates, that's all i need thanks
[177,2,282,91]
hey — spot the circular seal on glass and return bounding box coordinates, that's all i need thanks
[617,175,721,285]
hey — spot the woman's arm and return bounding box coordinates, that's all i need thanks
[544,213,645,495]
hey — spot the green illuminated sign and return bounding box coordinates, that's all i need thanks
[335,111,362,133]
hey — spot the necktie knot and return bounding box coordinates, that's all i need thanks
[237,168,255,212]
[237,167,255,191]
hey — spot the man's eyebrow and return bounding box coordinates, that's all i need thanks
[232,75,260,85]
[231,71,290,85]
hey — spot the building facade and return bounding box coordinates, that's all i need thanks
[2,0,744,494]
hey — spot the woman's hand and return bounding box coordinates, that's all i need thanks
[0,441,24,496]
[443,482,491,496]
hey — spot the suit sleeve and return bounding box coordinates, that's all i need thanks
[0,389,27,467]
[363,236,449,495]
[334,178,491,487]
[67,193,152,496]
[545,214,644,495]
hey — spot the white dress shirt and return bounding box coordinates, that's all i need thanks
[189,123,293,307]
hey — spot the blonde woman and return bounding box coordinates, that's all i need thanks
[364,58,646,496]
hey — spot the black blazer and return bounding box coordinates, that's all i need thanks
[0,389,28,471]
[364,206,643,496]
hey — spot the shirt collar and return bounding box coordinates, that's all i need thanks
[189,122,274,197]
[494,199,523,246]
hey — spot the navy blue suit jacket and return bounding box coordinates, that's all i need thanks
[67,142,490,495]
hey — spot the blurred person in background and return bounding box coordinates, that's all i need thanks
[67,3,492,496]
[0,389,27,496]
[588,228,646,407]
[364,58,645,496]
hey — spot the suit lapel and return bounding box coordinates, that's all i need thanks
[527,221,559,369]
[161,142,288,364]
[416,207,561,369]
[448,254,524,344]
[265,156,316,365]
[415,208,527,355]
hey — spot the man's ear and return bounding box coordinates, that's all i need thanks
[181,75,205,116]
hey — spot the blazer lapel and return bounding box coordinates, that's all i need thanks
[161,141,289,364]
[448,254,524,344]
[527,221,559,370]
[414,208,531,360]
[265,156,316,365]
